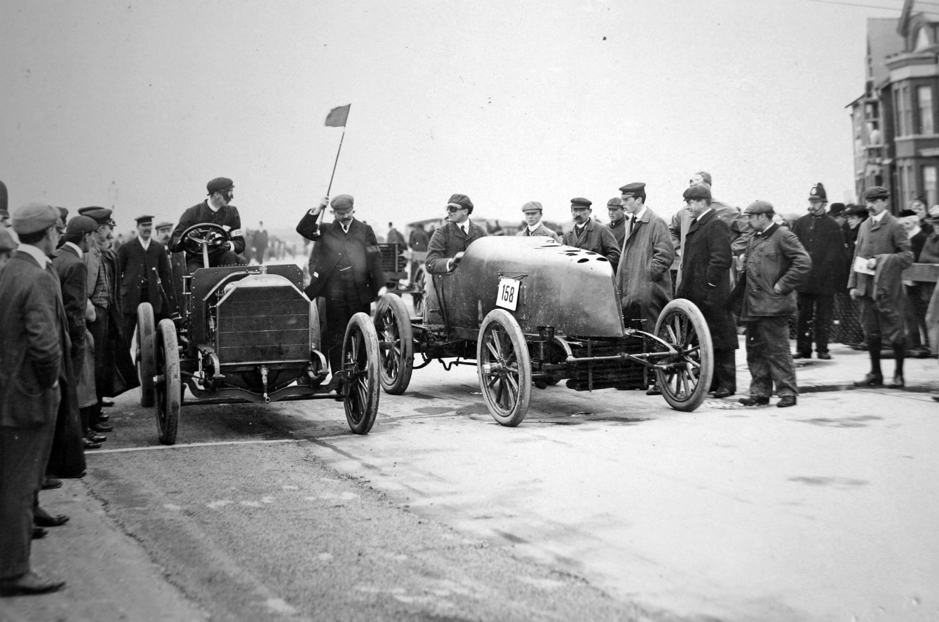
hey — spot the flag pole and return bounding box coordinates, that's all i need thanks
[325,130,345,198]
[319,104,351,225]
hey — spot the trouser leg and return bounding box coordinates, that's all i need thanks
[713,347,736,392]
[814,293,834,354]
[859,296,883,376]
[0,425,52,580]
[893,343,905,378]
[122,313,138,352]
[796,293,815,355]
[762,315,798,396]
[745,321,772,398]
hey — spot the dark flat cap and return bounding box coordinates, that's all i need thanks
[79,207,113,226]
[618,182,646,197]
[330,195,354,212]
[57,207,69,221]
[521,201,543,213]
[12,202,60,235]
[570,197,592,208]
[899,209,918,218]
[683,184,711,201]
[135,215,154,225]
[607,197,623,207]
[744,200,774,215]
[829,202,846,216]
[447,194,474,211]
[155,221,174,230]
[66,215,99,236]
[845,204,867,216]
[808,183,827,202]
[207,177,234,194]
[0,226,16,252]
[863,186,889,201]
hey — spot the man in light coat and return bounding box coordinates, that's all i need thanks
[737,201,811,408]
[516,201,559,241]
[849,186,914,388]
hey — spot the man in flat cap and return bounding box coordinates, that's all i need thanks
[516,201,559,242]
[677,184,738,398]
[790,183,848,360]
[297,195,384,380]
[562,198,620,269]
[670,171,750,289]
[615,183,674,326]
[0,202,68,596]
[849,186,914,388]
[607,197,627,249]
[170,177,247,272]
[736,201,811,408]
[117,215,176,349]
[425,194,488,274]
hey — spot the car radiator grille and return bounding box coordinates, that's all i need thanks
[216,287,310,365]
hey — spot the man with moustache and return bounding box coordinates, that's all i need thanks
[0,203,68,596]
[607,197,628,249]
[676,184,738,398]
[170,177,247,272]
[117,215,176,345]
[516,201,559,241]
[790,183,848,360]
[297,195,384,380]
[850,186,914,388]
[425,194,489,274]
[561,197,620,269]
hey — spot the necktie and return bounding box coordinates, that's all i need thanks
[627,217,634,237]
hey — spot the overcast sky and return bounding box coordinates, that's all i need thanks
[1,0,904,235]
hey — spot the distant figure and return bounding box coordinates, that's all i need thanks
[516,201,559,241]
[561,197,620,269]
[408,222,430,282]
[386,222,406,247]
[254,221,269,264]
[117,216,175,345]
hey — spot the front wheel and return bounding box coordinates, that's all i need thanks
[477,309,531,427]
[342,312,381,434]
[137,303,156,407]
[653,299,713,412]
[154,319,181,445]
[374,294,414,395]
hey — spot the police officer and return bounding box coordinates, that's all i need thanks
[170,177,247,272]
[516,201,559,241]
[737,201,811,408]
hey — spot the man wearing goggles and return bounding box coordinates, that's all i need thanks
[425,194,488,273]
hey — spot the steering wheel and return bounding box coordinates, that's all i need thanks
[178,223,231,256]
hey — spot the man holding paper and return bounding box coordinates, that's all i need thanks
[849,186,914,388]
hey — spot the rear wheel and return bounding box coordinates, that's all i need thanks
[342,312,381,434]
[654,299,713,412]
[374,294,414,395]
[411,267,426,317]
[477,309,531,427]
[136,303,156,407]
[154,319,181,445]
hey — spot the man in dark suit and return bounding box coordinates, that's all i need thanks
[675,184,738,398]
[117,215,176,345]
[425,194,488,274]
[561,197,621,270]
[296,195,384,379]
[0,202,68,596]
[155,220,186,315]
[170,177,247,272]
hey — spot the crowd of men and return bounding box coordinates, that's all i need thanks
[0,170,930,597]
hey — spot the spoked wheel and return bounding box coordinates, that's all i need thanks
[136,302,156,407]
[653,299,714,412]
[411,267,426,317]
[341,312,381,434]
[477,309,531,427]
[373,294,414,395]
[154,319,181,445]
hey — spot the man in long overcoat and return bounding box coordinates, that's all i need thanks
[117,216,176,345]
[561,197,621,270]
[0,203,68,596]
[425,194,488,274]
[675,184,738,398]
[849,186,915,388]
[737,201,811,408]
[297,195,384,378]
[614,183,674,330]
[791,183,848,360]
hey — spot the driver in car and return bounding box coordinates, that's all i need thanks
[425,193,488,274]
[170,177,247,272]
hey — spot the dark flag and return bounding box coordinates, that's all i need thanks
[325,104,351,127]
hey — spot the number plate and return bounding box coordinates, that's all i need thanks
[496,277,520,311]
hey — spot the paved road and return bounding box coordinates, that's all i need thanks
[6,339,938,622]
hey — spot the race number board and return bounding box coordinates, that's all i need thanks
[496,277,520,312]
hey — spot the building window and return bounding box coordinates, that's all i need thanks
[918,86,934,134]
[903,85,913,137]
[925,166,938,207]
[916,27,931,51]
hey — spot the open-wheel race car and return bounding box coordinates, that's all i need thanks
[372,236,713,426]
[135,222,381,445]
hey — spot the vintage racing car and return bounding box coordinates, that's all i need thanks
[136,222,380,445]
[372,236,714,426]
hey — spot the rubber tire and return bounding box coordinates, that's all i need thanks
[137,303,156,407]
[653,299,714,412]
[412,267,426,317]
[155,319,181,445]
[342,312,381,435]
[477,309,531,427]
[374,294,414,395]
